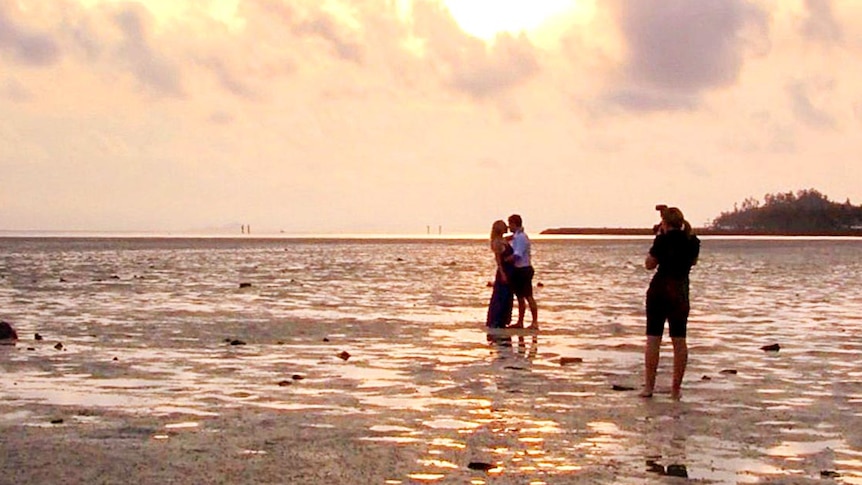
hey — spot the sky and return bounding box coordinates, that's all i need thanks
[1,0,861,234]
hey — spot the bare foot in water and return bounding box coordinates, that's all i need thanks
[528,322,539,330]
[507,323,524,329]
[671,389,682,401]
[638,389,654,398]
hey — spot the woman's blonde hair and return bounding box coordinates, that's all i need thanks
[490,220,507,249]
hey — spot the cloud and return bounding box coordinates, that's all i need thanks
[196,56,260,100]
[800,0,843,45]
[603,88,698,113]
[0,1,61,66]
[787,79,837,129]
[208,110,235,125]
[411,1,540,100]
[245,0,364,64]
[450,33,539,100]
[112,5,185,97]
[607,0,768,111]
[1,76,32,101]
[293,9,364,63]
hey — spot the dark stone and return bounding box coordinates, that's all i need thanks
[322,337,330,342]
[113,357,118,361]
[760,343,781,352]
[277,380,292,387]
[720,369,738,374]
[612,384,635,391]
[537,282,544,288]
[467,462,494,471]
[0,321,18,341]
[54,342,64,350]
[560,357,583,366]
[239,282,252,288]
[646,460,665,474]
[291,374,304,381]
[35,333,43,341]
[486,281,493,287]
[337,351,351,361]
[666,464,688,478]
[110,275,120,280]
[229,339,246,346]
[50,418,64,424]
[821,470,841,478]
[701,375,712,380]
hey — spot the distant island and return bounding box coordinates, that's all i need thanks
[542,189,862,236]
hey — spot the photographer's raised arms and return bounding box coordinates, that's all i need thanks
[641,206,700,400]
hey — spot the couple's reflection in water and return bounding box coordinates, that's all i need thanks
[486,329,538,364]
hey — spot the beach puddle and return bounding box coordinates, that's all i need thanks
[369,424,414,433]
[405,473,446,481]
[424,419,481,430]
[361,436,423,444]
[164,421,200,430]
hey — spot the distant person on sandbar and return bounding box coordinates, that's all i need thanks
[641,205,700,400]
[486,220,514,329]
[506,214,538,329]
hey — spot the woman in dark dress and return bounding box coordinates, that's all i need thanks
[486,220,514,329]
[641,206,700,400]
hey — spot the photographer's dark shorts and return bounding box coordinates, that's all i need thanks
[510,266,534,298]
[646,278,689,338]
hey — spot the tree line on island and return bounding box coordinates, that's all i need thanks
[542,189,862,236]
[710,189,862,234]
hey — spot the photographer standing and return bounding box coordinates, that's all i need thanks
[641,206,700,400]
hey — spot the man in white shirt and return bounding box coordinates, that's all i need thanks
[507,214,538,329]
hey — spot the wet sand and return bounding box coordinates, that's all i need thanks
[2,237,862,483]
[3,320,862,484]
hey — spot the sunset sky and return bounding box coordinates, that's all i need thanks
[1,0,860,234]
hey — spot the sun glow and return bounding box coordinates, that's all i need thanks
[440,0,591,41]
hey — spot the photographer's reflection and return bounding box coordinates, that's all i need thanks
[642,405,690,480]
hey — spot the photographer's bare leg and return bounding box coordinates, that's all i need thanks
[640,335,661,398]
[671,337,688,400]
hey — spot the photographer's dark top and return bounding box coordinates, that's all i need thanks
[649,230,700,281]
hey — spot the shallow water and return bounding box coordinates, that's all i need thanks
[2,236,862,483]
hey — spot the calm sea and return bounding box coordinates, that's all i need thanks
[2,236,862,483]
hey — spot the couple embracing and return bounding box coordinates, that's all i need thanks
[486,214,539,330]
